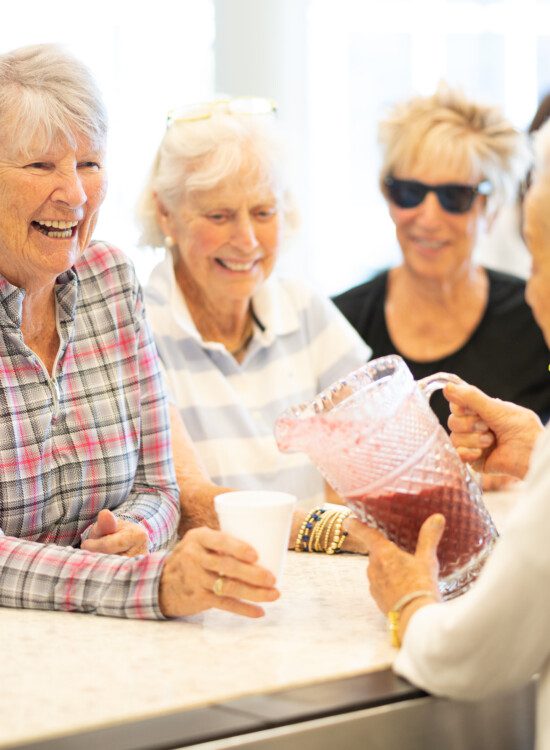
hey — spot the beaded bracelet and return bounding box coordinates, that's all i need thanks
[326,509,352,554]
[294,507,326,552]
[311,508,336,552]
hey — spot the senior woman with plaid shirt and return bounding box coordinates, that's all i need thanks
[0,44,278,620]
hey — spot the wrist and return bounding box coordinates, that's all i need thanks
[388,589,439,648]
[341,516,369,554]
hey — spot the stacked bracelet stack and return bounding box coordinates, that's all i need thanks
[294,506,352,554]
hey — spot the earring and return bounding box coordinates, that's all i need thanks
[164,235,175,249]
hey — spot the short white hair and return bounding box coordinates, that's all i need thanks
[137,111,299,248]
[0,43,107,156]
[378,83,531,215]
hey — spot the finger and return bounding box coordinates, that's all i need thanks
[211,576,280,603]
[88,509,118,540]
[444,383,496,423]
[450,430,494,452]
[456,446,484,464]
[415,514,445,561]
[213,596,267,619]
[203,551,276,588]
[447,400,476,417]
[448,412,489,434]
[81,530,132,555]
[124,543,149,557]
[481,473,519,492]
[189,527,259,564]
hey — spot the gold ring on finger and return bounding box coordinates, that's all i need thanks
[213,576,224,596]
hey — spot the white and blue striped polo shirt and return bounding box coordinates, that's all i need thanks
[145,254,371,509]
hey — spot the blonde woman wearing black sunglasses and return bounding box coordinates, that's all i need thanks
[334,85,550,450]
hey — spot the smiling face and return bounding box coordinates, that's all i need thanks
[157,167,281,310]
[0,133,107,290]
[387,161,487,282]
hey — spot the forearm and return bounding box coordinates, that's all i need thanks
[0,534,168,619]
[177,478,226,536]
[169,404,232,536]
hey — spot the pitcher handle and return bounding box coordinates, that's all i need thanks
[417,371,462,401]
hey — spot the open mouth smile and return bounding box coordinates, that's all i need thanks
[215,258,257,272]
[31,220,78,239]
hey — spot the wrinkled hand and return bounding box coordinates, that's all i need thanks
[367,514,444,617]
[444,382,543,481]
[159,527,280,618]
[81,509,149,556]
[480,473,521,492]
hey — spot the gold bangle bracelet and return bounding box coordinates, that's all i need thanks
[387,589,436,648]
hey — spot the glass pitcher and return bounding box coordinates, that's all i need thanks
[274,355,498,599]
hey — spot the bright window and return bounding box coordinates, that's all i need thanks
[0,0,215,281]
[306,0,550,295]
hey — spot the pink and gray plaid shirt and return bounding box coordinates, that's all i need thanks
[0,242,179,619]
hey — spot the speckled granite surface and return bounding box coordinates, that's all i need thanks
[1,552,392,747]
[0,490,513,748]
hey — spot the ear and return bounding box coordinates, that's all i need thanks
[153,192,174,237]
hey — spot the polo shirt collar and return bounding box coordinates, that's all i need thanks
[157,252,301,347]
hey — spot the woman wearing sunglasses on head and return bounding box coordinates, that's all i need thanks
[334,85,550,438]
[137,100,374,553]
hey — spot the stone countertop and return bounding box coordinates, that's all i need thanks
[1,552,393,749]
[0,489,514,749]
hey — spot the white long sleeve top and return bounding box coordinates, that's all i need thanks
[394,425,550,749]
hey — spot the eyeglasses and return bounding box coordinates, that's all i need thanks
[166,97,277,127]
[384,176,492,214]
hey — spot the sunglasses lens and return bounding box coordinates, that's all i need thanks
[387,178,479,214]
[387,180,427,208]
[438,186,476,214]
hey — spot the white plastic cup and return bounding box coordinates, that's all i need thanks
[214,490,296,583]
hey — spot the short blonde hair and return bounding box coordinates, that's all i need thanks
[378,84,530,215]
[137,111,299,249]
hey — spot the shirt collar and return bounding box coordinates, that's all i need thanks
[0,267,79,329]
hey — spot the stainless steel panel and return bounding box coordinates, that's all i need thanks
[191,682,535,750]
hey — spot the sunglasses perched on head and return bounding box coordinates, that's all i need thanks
[166,97,277,127]
[384,176,492,214]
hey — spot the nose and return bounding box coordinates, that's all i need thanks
[232,212,259,251]
[414,191,445,227]
[51,167,87,209]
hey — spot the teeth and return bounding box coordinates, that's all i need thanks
[218,259,255,272]
[415,239,445,249]
[36,220,78,229]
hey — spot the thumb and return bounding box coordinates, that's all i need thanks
[415,514,445,561]
[89,509,118,539]
[444,382,496,419]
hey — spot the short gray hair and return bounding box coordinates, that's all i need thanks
[378,84,531,215]
[0,43,107,156]
[137,111,299,248]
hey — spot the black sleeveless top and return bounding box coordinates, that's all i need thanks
[333,269,550,427]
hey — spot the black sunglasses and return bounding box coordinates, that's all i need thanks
[384,176,492,214]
